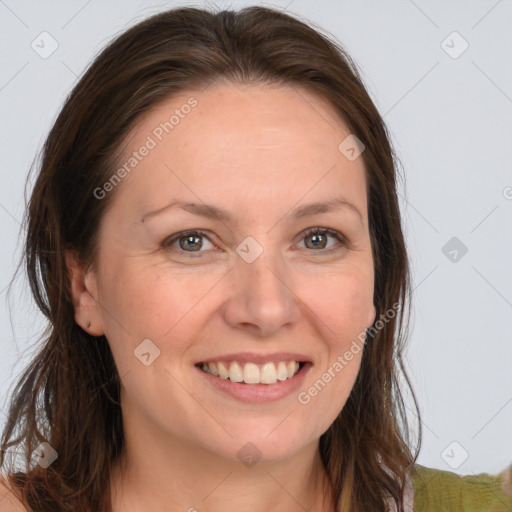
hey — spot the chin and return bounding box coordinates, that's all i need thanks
[202,425,317,466]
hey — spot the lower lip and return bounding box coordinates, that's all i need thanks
[195,363,312,403]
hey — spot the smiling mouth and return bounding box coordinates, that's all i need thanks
[196,360,305,385]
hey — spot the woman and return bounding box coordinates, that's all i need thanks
[0,5,510,512]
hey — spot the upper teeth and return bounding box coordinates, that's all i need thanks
[200,360,301,384]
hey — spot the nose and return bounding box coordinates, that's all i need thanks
[222,240,302,338]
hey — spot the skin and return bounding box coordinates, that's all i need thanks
[66,81,376,512]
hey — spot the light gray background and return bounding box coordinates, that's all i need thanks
[1,0,511,476]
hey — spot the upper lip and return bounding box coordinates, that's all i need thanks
[196,352,312,365]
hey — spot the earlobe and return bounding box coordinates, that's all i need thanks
[65,249,104,336]
[367,304,376,328]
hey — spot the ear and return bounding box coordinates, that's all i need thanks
[367,303,377,329]
[65,249,104,336]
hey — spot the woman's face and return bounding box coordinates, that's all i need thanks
[75,82,376,463]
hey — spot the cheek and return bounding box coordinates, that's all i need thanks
[303,269,374,343]
[100,258,221,329]
[294,270,371,419]
[95,260,224,373]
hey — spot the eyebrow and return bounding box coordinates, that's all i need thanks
[140,197,363,225]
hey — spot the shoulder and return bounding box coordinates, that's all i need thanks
[412,463,512,512]
[0,477,26,512]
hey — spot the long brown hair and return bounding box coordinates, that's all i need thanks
[1,5,421,511]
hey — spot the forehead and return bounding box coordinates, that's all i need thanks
[110,81,368,223]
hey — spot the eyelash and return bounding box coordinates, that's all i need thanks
[161,227,350,257]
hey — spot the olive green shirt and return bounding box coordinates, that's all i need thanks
[412,463,512,511]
